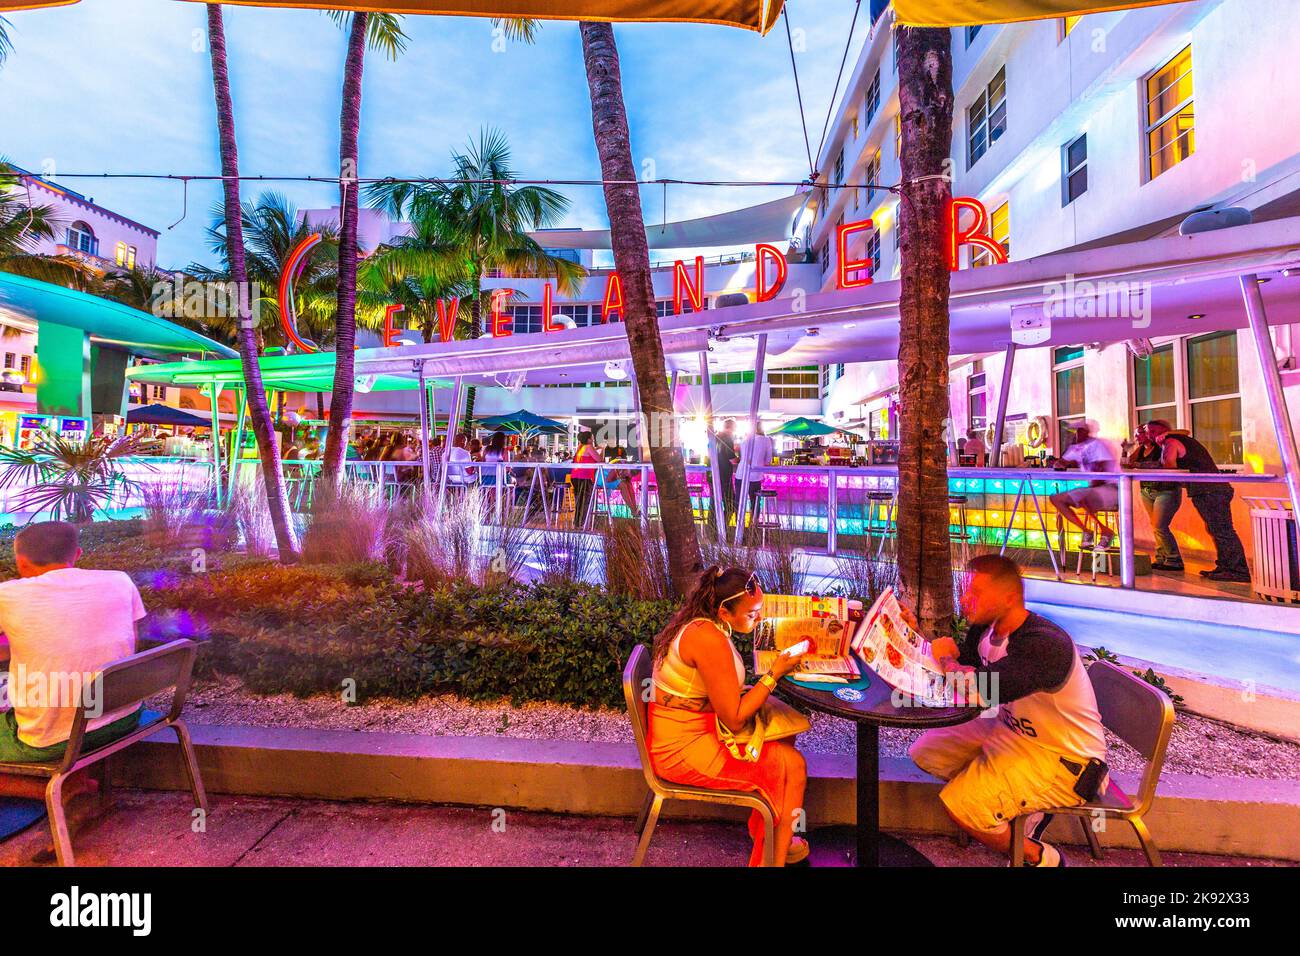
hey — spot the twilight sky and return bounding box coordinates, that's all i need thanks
[0,0,868,271]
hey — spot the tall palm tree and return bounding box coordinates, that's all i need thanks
[320,10,408,483]
[895,25,956,633]
[578,22,700,596]
[369,127,585,421]
[0,16,13,69]
[204,2,298,561]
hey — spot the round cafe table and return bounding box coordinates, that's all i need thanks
[779,665,978,867]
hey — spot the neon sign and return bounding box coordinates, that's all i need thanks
[277,198,1004,348]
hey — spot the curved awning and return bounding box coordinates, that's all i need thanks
[532,192,810,251]
[0,273,238,360]
[893,1,1185,28]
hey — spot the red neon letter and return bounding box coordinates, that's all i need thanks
[754,243,788,302]
[948,197,1007,270]
[490,289,513,338]
[542,284,565,333]
[382,304,405,347]
[277,233,322,353]
[672,256,705,314]
[435,298,459,343]
[601,272,624,323]
[837,219,874,289]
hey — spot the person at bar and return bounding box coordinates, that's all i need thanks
[0,522,147,765]
[445,433,477,487]
[1143,419,1250,583]
[907,555,1108,868]
[1125,422,1185,572]
[962,427,989,467]
[713,418,738,524]
[736,421,774,519]
[1048,422,1119,550]
[648,566,812,866]
[570,431,601,526]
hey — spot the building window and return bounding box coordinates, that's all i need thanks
[1053,345,1087,452]
[19,355,30,376]
[819,241,830,275]
[1145,46,1194,181]
[1131,332,1242,464]
[867,231,882,278]
[967,366,988,432]
[67,221,97,256]
[1062,134,1088,206]
[864,150,881,205]
[868,406,889,440]
[967,66,1007,168]
[115,242,128,266]
[1061,16,1082,40]
[768,366,820,401]
[834,149,845,185]
[152,385,167,402]
[851,114,859,140]
[865,70,881,124]
[1186,332,1242,464]
[893,25,901,74]
[127,246,136,269]
[970,201,1009,268]
[654,298,706,318]
[966,25,982,46]
[3,353,12,369]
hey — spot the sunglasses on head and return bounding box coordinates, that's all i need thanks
[720,571,760,606]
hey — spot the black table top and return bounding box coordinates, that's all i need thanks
[778,664,980,729]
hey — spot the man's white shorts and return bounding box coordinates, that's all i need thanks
[909,716,1087,833]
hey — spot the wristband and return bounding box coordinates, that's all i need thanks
[759,673,778,692]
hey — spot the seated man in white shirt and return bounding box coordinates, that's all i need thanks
[444,433,478,486]
[0,521,146,765]
[1048,423,1119,549]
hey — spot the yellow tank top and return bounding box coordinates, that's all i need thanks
[653,617,747,700]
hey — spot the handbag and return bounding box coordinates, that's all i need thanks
[716,696,811,762]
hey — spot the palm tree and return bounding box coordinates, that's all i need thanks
[189,191,343,350]
[368,127,586,420]
[204,2,298,561]
[578,22,700,596]
[359,210,476,344]
[0,16,13,69]
[320,11,408,484]
[895,25,956,633]
[0,161,91,287]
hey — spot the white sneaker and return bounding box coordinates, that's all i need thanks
[1028,838,1063,867]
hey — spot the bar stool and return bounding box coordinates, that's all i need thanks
[1074,510,1120,581]
[949,495,971,542]
[751,489,781,546]
[866,490,897,556]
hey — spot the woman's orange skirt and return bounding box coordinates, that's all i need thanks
[647,703,795,863]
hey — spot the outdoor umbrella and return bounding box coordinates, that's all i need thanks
[891,0,1187,26]
[770,417,856,438]
[476,409,567,436]
[125,403,212,428]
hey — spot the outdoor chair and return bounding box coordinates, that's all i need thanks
[622,644,777,867]
[1009,659,1174,867]
[0,639,208,867]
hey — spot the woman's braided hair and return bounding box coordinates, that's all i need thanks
[651,565,754,663]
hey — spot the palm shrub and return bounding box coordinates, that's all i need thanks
[0,433,150,523]
[602,518,672,600]
[301,479,390,565]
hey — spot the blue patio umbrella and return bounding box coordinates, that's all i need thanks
[476,409,568,436]
[770,417,857,438]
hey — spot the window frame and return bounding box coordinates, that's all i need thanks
[1062,133,1088,206]
[1052,345,1088,453]
[1128,331,1243,465]
[967,66,1007,169]
[1143,45,1195,183]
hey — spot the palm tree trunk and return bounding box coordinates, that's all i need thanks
[896,26,955,633]
[579,21,700,596]
[322,12,367,483]
[206,3,298,562]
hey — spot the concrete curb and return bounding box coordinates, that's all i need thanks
[115,724,1300,862]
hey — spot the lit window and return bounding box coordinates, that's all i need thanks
[864,150,881,205]
[768,366,821,401]
[3,353,12,369]
[1145,46,1194,181]
[865,70,881,124]
[1133,344,1177,426]
[1063,134,1088,205]
[1130,333,1242,464]
[1052,345,1087,453]
[127,245,137,269]
[115,241,128,266]
[894,111,902,159]
[970,202,1009,268]
[967,66,1007,168]
[20,355,31,377]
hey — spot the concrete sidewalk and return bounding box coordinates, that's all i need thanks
[0,790,1287,867]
